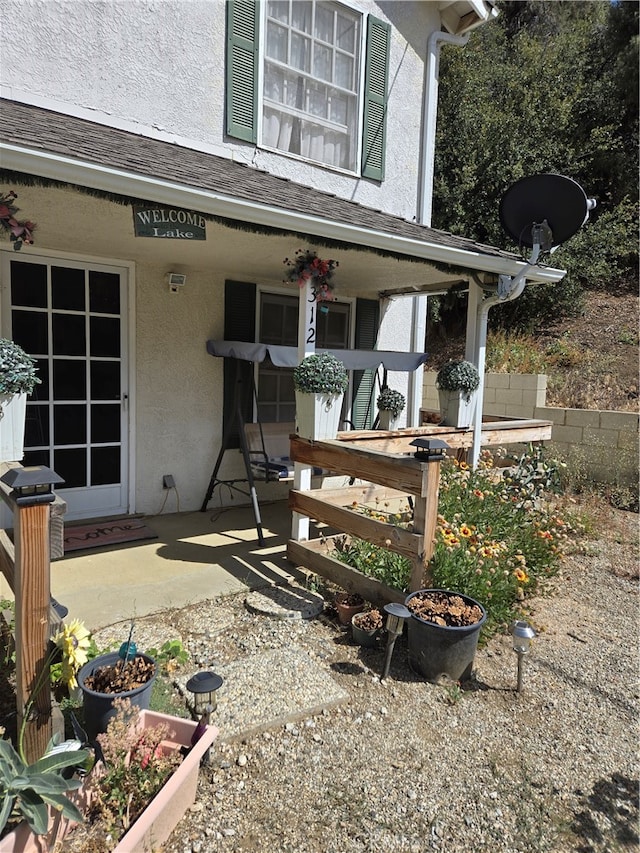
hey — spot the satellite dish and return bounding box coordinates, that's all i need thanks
[500,173,595,250]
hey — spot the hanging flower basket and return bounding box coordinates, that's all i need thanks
[0,192,36,251]
[283,249,338,303]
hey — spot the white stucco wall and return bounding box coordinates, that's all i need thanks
[1,0,440,222]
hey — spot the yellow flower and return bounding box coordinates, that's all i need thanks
[459,524,472,538]
[54,619,91,689]
[514,568,529,584]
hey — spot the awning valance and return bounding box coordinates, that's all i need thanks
[206,340,428,372]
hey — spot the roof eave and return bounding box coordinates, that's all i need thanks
[0,143,566,286]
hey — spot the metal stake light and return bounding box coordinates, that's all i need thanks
[510,620,535,693]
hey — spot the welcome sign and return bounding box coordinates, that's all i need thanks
[133,205,207,240]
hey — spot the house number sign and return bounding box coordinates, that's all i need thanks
[133,205,206,240]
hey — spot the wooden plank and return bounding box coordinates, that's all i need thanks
[336,420,553,453]
[290,436,429,496]
[14,503,52,762]
[289,490,423,562]
[312,485,410,507]
[286,538,406,607]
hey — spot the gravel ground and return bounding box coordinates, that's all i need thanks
[116,504,639,853]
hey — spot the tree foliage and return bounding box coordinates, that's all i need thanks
[433,0,638,330]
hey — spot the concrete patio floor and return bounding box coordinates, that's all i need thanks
[52,500,309,632]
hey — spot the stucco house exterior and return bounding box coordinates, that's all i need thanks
[0,0,565,523]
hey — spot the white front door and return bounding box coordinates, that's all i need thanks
[1,252,130,521]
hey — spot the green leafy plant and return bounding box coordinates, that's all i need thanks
[376,387,406,419]
[145,639,189,674]
[0,338,40,395]
[293,352,348,395]
[0,735,90,837]
[436,360,480,399]
[332,534,412,592]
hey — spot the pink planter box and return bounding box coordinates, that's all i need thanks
[0,710,219,853]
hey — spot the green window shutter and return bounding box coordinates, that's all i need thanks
[351,298,380,430]
[226,0,259,143]
[361,15,390,181]
[223,280,256,448]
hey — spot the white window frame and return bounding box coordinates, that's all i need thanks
[254,285,355,422]
[257,0,366,175]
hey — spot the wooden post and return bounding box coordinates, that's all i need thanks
[14,501,52,762]
[411,458,441,591]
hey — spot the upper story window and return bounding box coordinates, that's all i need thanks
[226,0,390,180]
[263,1,360,171]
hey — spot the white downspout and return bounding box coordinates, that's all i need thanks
[471,245,541,468]
[419,30,470,228]
[410,30,470,425]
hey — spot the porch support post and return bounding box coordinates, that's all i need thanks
[291,278,316,541]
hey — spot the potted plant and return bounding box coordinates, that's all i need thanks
[0,701,219,853]
[334,591,365,626]
[351,608,383,647]
[404,589,486,683]
[77,650,158,740]
[435,360,480,428]
[293,351,348,440]
[0,338,40,463]
[376,386,406,430]
[0,734,90,852]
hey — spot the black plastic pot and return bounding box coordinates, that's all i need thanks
[404,589,486,683]
[77,652,157,739]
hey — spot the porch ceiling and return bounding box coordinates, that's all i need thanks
[0,98,565,298]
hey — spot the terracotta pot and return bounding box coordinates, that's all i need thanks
[335,593,365,626]
[0,710,218,853]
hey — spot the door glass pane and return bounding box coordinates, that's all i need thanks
[52,267,85,311]
[89,271,120,314]
[10,261,47,307]
[23,449,50,468]
[53,360,86,400]
[90,361,120,400]
[91,447,120,485]
[54,448,87,488]
[30,359,49,401]
[25,405,49,447]
[91,404,121,443]
[53,314,86,356]
[90,317,120,358]
[54,404,86,445]
[12,310,48,354]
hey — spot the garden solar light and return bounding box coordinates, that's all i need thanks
[0,465,64,505]
[510,620,536,693]
[381,602,411,681]
[187,670,224,714]
[409,438,449,462]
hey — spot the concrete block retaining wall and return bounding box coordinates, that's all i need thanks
[423,372,639,486]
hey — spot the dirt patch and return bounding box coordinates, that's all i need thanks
[428,289,639,413]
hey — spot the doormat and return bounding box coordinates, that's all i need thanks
[63,519,158,553]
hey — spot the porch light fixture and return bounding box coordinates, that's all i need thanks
[510,620,536,693]
[0,466,65,506]
[186,670,224,715]
[409,438,449,462]
[381,602,411,681]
